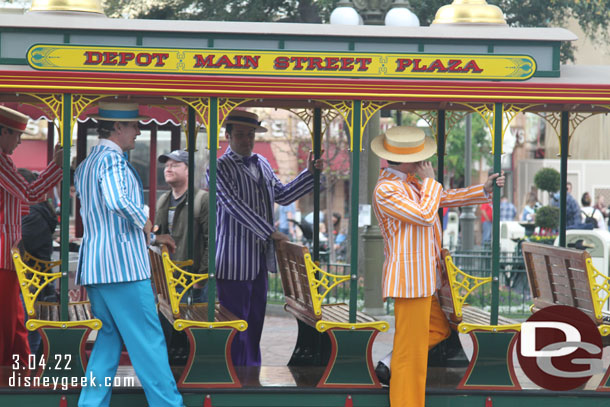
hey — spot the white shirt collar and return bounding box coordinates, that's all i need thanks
[98,138,123,154]
[385,167,407,181]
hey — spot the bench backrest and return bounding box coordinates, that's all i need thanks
[149,247,176,318]
[521,242,599,324]
[439,248,462,325]
[276,241,320,323]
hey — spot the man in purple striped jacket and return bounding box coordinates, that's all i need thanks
[213,110,322,366]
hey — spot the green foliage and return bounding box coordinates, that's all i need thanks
[102,0,610,61]
[534,167,560,193]
[534,205,560,229]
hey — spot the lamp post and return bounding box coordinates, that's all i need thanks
[331,0,420,316]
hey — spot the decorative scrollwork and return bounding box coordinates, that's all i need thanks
[317,100,393,151]
[284,108,340,148]
[530,110,603,155]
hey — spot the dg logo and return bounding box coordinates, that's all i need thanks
[517,305,604,391]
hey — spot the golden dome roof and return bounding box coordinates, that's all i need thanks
[432,0,507,25]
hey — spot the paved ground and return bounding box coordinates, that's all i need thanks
[260,304,395,366]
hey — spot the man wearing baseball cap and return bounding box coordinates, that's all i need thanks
[75,101,183,407]
[0,105,63,368]
[155,149,208,303]
[370,126,504,406]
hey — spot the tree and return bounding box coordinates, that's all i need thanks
[103,0,610,62]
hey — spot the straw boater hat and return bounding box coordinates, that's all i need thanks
[0,105,37,136]
[224,110,267,133]
[90,101,149,122]
[370,126,436,163]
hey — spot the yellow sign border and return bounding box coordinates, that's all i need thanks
[27,44,536,81]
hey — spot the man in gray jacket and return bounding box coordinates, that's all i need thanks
[155,150,208,302]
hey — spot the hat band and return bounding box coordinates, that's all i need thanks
[228,115,261,127]
[98,108,140,120]
[0,115,27,132]
[384,139,425,154]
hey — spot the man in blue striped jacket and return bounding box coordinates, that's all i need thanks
[75,102,183,407]
[213,110,322,366]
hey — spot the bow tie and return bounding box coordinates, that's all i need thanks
[406,173,419,184]
[242,155,258,166]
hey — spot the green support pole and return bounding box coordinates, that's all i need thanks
[207,98,218,321]
[60,94,72,321]
[349,101,362,323]
[312,108,322,262]
[187,107,196,272]
[559,111,569,247]
[490,103,503,325]
[437,110,446,223]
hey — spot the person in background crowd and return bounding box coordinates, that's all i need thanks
[550,186,581,228]
[581,192,605,230]
[0,106,62,369]
[499,196,517,221]
[155,149,208,303]
[276,202,296,240]
[594,194,609,225]
[480,202,492,244]
[521,195,538,223]
[211,109,322,366]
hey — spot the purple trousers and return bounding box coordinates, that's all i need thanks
[217,270,268,366]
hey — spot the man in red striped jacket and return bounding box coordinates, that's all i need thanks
[0,106,62,368]
[371,126,504,407]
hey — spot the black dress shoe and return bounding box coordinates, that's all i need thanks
[375,362,390,386]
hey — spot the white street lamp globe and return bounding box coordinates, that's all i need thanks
[384,7,420,27]
[330,6,361,25]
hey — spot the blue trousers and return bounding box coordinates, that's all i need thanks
[79,280,183,407]
[217,271,268,366]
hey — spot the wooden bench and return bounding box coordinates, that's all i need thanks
[521,242,610,391]
[12,244,101,383]
[275,241,389,388]
[439,248,522,390]
[149,246,247,388]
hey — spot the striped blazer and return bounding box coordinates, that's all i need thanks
[373,168,489,299]
[213,147,313,280]
[75,140,150,285]
[0,153,61,271]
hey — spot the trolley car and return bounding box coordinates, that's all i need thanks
[1,2,610,406]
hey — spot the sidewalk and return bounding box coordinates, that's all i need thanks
[260,304,395,366]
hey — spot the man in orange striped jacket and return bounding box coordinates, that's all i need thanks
[371,126,504,407]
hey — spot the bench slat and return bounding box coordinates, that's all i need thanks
[522,242,602,326]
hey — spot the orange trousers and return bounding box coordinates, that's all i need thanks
[390,296,451,407]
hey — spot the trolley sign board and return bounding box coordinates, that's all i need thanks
[27,44,536,81]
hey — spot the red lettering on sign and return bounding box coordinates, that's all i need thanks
[463,60,483,73]
[243,55,259,69]
[426,59,448,72]
[340,58,354,71]
[274,56,289,70]
[84,51,102,65]
[136,53,152,66]
[355,58,372,71]
[412,59,428,72]
[152,53,169,67]
[290,56,309,70]
[118,52,135,66]
[395,59,413,72]
[447,60,463,72]
[103,52,119,65]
